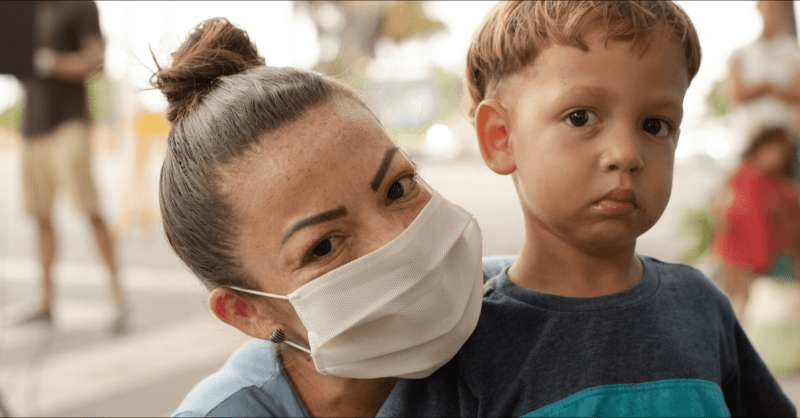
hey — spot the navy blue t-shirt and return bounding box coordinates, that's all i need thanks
[386,256,796,417]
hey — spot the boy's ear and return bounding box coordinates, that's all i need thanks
[209,287,276,340]
[474,99,516,175]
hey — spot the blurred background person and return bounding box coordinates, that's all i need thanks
[16,0,127,333]
[712,126,800,318]
[727,0,800,145]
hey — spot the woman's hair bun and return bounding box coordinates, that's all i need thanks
[152,17,265,123]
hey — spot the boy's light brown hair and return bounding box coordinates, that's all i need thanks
[465,0,702,118]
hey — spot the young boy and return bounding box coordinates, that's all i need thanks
[385,1,796,416]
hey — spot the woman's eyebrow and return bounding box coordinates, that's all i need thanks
[281,206,347,246]
[370,146,399,191]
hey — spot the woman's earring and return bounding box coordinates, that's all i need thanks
[269,328,311,354]
[269,329,286,343]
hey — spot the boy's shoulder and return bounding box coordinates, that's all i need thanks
[642,256,739,324]
[482,254,727,300]
[479,255,736,323]
[642,256,725,295]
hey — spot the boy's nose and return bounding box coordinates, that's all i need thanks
[601,127,645,173]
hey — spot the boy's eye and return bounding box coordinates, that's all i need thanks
[565,110,597,127]
[642,118,672,137]
[387,176,416,202]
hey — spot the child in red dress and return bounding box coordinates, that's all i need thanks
[713,126,800,318]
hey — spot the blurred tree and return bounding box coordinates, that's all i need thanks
[705,79,731,118]
[0,73,117,129]
[295,1,445,80]
[87,72,117,122]
[0,100,21,129]
[379,1,447,42]
[679,205,715,263]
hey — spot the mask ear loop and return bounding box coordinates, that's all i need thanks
[228,285,289,300]
[227,286,312,354]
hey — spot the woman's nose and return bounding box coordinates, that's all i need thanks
[600,125,645,173]
[361,212,408,255]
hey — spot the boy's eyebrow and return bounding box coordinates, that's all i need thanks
[281,206,348,246]
[558,86,682,115]
[560,86,608,98]
[548,86,609,107]
[647,99,683,116]
[370,146,399,191]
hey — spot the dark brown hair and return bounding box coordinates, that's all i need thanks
[152,18,366,289]
[464,0,702,118]
[743,126,797,178]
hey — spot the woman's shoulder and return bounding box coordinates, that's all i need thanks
[171,339,285,417]
[482,255,515,282]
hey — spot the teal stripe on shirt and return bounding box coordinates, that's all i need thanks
[523,378,730,417]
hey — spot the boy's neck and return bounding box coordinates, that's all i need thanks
[509,228,644,298]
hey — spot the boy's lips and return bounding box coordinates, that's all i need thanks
[593,188,637,215]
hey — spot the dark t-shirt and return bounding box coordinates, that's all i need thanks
[0,2,36,78]
[385,256,796,417]
[21,1,101,139]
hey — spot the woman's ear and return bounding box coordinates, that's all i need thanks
[474,99,516,175]
[209,287,275,339]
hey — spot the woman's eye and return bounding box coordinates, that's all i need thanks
[311,238,332,257]
[565,110,597,127]
[387,176,416,202]
[302,237,335,264]
[642,118,672,137]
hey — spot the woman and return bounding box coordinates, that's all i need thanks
[156,18,486,417]
[727,0,800,143]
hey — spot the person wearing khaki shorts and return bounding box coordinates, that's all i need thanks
[18,0,127,334]
[22,121,99,215]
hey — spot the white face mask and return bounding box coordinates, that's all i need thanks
[230,191,484,379]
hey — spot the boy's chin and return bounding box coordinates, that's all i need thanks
[577,238,638,258]
[573,225,653,257]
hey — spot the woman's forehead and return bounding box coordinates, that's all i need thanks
[222,99,396,208]
[269,98,386,149]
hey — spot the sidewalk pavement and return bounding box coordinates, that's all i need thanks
[0,142,799,415]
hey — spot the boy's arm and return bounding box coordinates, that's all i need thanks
[722,321,796,416]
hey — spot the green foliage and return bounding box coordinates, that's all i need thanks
[0,100,22,129]
[678,206,715,263]
[379,2,447,42]
[0,73,117,129]
[705,79,730,118]
[87,72,117,121]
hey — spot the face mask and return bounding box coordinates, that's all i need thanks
[230,191,484,379]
